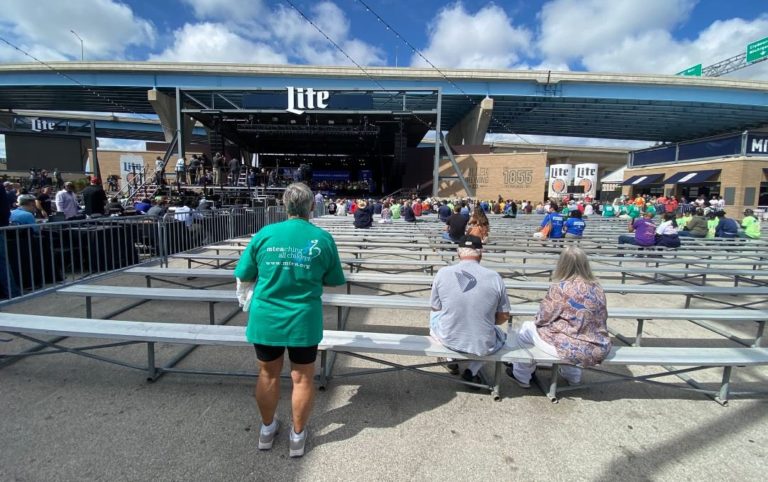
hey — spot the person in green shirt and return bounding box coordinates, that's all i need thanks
[626,203,640,219]
[234,182,346,457]
[602,203,615,217]
[706,213,718,239]
[645,203,657,217]
[740,209,761,239]
[390,201,401,219]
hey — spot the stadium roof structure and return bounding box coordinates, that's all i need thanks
[0,62,767,142]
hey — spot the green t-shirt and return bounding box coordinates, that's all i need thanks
[742,216,761,239]
[602,205,615,217]
[627,204,640,219]
[391,204,401,219]
[706,218,718,239]
[645,205,657,216]
[678,214,692,229]
[234,218,346,346]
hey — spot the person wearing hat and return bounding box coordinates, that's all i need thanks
[740,209,761,239]
[80,177,107,217]
[429,235,511,385]
[353,199,373,229]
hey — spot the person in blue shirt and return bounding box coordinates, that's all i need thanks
[534,203,565,239]
[10,195,39,233]
[714,211,739,238]
[437,201,451,222]
[563,210,586,238]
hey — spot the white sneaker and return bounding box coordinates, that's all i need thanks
[258,420,280,450]
[289,427,307,458]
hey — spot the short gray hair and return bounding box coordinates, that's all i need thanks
[552,246,596,283]
[457,247,481,258]
[283,182,313,218]
[17,194,36,206]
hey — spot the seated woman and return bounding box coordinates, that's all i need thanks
[655,212,681,248]
[378,201,392,224]
[353,200,373,229]
[562,210,586,238]
[466,206,490,243]
[679,208,708,238]
[507,246,611,387]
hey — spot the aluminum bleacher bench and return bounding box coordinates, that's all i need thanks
[1,313,766,404]
[59,285,768,348]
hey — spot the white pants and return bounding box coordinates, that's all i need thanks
[512,321,582,384]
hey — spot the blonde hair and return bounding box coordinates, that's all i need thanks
[552,246,596,282]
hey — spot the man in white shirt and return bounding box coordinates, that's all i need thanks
[54,182,79,219]
[175,157,186,185]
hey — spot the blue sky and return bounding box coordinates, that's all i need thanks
[2,0,767,74]
[1,0,767,154]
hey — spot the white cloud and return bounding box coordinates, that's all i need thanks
[539,0,695,64]
[537,0,768,79]
[0,0,156,61]
[411,3,532,69]
[151,1,384,66]
[148,23,287,64]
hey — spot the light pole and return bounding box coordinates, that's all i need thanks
[70,30,84,61]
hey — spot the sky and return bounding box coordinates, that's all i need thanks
[1,0,768,155]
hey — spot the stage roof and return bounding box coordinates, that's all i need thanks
[0,62,767,142]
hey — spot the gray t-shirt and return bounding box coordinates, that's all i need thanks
[429,260,510,356]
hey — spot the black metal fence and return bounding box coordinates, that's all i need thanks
[0,207,275,303]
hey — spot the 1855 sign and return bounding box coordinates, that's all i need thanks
[503,168,533,187]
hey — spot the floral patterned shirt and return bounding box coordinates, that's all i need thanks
[535,278,611,367]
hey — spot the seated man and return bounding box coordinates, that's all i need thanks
[739,209,761,239]
[10,195,40,233]
[618,211,656,247]
[533,203,565,239]
[429,235,510,384]
[442,205,468,242]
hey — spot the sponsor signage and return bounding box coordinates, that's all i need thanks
[747,134,768,154]
[502,168,533,187]
[548,163,573,198]
[30,117,56,132]
[574,163,598,197]
[242,88,374,114]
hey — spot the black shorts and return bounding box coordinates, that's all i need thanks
[253,344,318,364]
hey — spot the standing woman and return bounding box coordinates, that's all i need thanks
[234,183,346,457]
[507,247,611,387]
[466,205,490,243]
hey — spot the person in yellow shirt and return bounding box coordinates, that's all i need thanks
[740,209,761,239]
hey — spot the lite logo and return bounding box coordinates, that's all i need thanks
[550,167,571,177]
[30,118,55,132]
[286,86,330,115]
[576,167,596,177]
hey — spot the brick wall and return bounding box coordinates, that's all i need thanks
[623,157,768,214]
[437,152,547,201]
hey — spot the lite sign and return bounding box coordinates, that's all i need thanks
[30,118,56,132]
[286,86,330,115]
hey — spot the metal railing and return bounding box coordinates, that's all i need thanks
[0,206,270,304]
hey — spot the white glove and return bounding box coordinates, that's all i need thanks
[236,278,255,312]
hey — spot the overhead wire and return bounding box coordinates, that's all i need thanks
[352,0,535,145]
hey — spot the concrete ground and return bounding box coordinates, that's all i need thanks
[1,254,767,481]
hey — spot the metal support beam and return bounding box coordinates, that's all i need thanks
[432,89,442,198]
[90,121,100,180]
[439,131,474,197]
